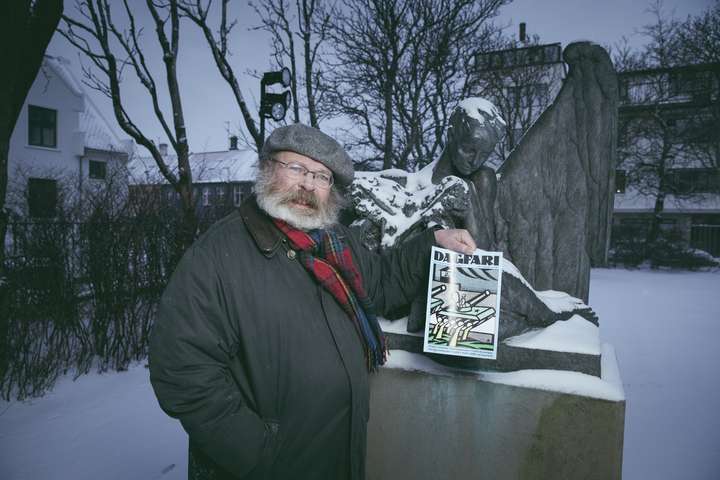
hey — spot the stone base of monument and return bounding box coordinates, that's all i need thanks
[381,315,602,377]
[366,345,625,480]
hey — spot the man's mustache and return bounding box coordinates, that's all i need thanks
[278,188,319,210]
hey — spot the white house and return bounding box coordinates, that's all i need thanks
[6,55,132,219]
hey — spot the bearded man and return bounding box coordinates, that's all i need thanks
[149,124,475,480]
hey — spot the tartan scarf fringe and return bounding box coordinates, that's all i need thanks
[273,219,387,371]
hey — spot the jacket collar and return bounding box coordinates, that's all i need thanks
[239,195,284,257]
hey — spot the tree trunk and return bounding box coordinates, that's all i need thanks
[0,0,64,381]
[302,0,318,128]
[287,24,300,124]
[646,190,666,252]
[178,182,197,252]
[304,37,318,127]
[382,74,395,170]
[0,137,9,382]
[0,136,9,272]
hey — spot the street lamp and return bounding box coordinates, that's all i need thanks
[263,90,292,121]
[263,67,292,89]
[260,67,293,142]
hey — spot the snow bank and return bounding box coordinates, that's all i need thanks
[0,363,187,480]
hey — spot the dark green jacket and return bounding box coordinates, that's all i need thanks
[149,197,434,480]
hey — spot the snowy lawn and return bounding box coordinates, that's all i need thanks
[591,268,720,480]
[1,268,719,479]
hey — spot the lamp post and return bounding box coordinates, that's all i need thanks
[260,67,292,144]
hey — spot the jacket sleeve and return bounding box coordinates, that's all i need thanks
[346,227,437,316]
[148,245,270,478]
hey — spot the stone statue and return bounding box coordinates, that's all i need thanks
[349,42,616,346]
[351,99,596,340]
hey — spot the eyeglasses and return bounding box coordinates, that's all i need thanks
[269,158,334,189]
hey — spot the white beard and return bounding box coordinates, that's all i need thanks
[254,168,342,230]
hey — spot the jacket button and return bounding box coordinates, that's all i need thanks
[287,250,297,260]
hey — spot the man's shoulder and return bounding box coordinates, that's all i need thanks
[203,209,247,237]
[162,211,256,294]
[194,210,248,249]
[181,210,257,270]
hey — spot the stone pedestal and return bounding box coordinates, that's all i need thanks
[366,347,625,480]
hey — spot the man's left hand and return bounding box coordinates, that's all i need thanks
[434,229,477,255]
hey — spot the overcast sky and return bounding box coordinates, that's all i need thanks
[47,0,715,156]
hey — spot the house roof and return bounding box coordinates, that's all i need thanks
[128,149,258,185]
[45,55,131,155]
[45,55,84,96]
[80,96,130,153]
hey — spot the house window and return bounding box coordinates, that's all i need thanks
[28,105,57,148]
[89,160,107,180]
[202,187,210,206]
[233,185,244,206]
[28,178,58,218]
[615,170,627,194]
[216,186,226,205]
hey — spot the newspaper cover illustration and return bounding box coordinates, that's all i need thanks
[423,246,503,360]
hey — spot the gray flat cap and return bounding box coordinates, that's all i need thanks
[262,124,355,186]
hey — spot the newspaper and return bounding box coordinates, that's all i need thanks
[423,246,503,360]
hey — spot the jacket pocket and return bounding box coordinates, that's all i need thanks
[255,419,281,478]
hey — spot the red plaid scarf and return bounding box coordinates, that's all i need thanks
[273,219,387,370]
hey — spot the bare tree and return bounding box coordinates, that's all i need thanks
[470,33,565,163]
[676,1,720,64]
[395,1,503,170]
[179,0,331,147]
[178,0,265,148]
[608,36,647,72]
[60,0,197,247]
[250,0,300,124]
[244,0,332,129]
[324,0,505,171]
[615,0,720,252]
[298,0,332,128]
[676,1,720,172]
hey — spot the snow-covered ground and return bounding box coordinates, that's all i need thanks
[1,268,719,479]
[591,268,720,480]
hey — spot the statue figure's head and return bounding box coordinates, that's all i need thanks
[446,98,505,176]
